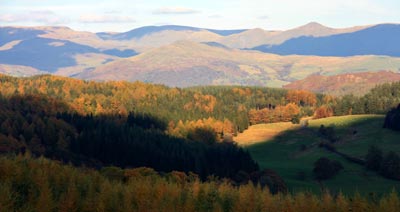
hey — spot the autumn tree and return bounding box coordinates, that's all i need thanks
[284,103,300,122]
[286,90,317,107]
[314,105,333,119]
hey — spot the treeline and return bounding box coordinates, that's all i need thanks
[329,82,400,116]
[0,74,399,141]
[0,93,258,180]
[1,155,399,212]
[1,75,400,133]
[192,87,318,126]
[383,104,400,131]
[0,75,322,134]
[290,82,400,120]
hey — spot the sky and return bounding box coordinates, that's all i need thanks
[1,0,399,32]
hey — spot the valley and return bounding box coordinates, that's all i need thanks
[0,74,399,194]
[1,16,400,210]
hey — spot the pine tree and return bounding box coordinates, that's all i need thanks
[58,182,79,212]
[35,181,54,212]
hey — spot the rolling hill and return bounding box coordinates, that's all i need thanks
[0,27,133,73]
[79,41,400,87]
[0,64,46,77]
[0,26,139,52]
[253,24,400,57]
[242,115,400,194]
[0,37,101,72]
[1,23,400,91]
[98,25,246,40]
[284,71,400,95]
[0,22,383,55]
[218,22,370,49]
[96,23,368,50]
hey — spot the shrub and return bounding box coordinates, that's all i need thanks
[365,145,383,171]
[383,104,400,131]
[318,124,339,143]
[313,157,343,180]
[380,151,400,180]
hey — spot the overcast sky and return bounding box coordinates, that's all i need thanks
[1,0,399,32]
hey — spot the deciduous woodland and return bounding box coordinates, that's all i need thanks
[1,74,400,211]
[1,155,399,212]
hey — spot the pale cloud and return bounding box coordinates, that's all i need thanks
[153,7,200,15]
[257,16,269,20]
[0,0,399,32]
[0,14,19,22]
[0,10,67,24]
[152,22,172,26]
[104,10,121,14]
[208,15,222,19]
[79,14,135,23]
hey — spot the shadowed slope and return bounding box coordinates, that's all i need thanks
[245,115,400,194]
[253,24,400,57]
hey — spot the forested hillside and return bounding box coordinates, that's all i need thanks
[1,74,400,179]
[0,74,400,209]
[332,82,400,115]
[1,74,400,136]
[0,74,263,181]
[1,154,399,212]
[0,74,316,134]
[0,96,260,181]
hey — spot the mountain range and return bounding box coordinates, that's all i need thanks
[1,22,400,93]
[252,24,400,57]
[78,41,400,87]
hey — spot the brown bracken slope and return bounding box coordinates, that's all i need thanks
[284,71,400,96]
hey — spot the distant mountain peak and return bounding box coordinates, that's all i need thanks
[306,21,324,26]
[101,25,246,40]
[298,22,328,29]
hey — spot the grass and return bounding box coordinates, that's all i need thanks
[243,115,400,195]
[234,122,296,145]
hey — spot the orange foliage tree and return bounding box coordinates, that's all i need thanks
[314,105,334,119]
[286,90,317,107]
[167,118,234,141]
[248,103,300,124]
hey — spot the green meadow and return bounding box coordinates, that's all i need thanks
[244,115,400,195]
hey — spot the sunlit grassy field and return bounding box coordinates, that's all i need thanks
[234,122,296,145]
